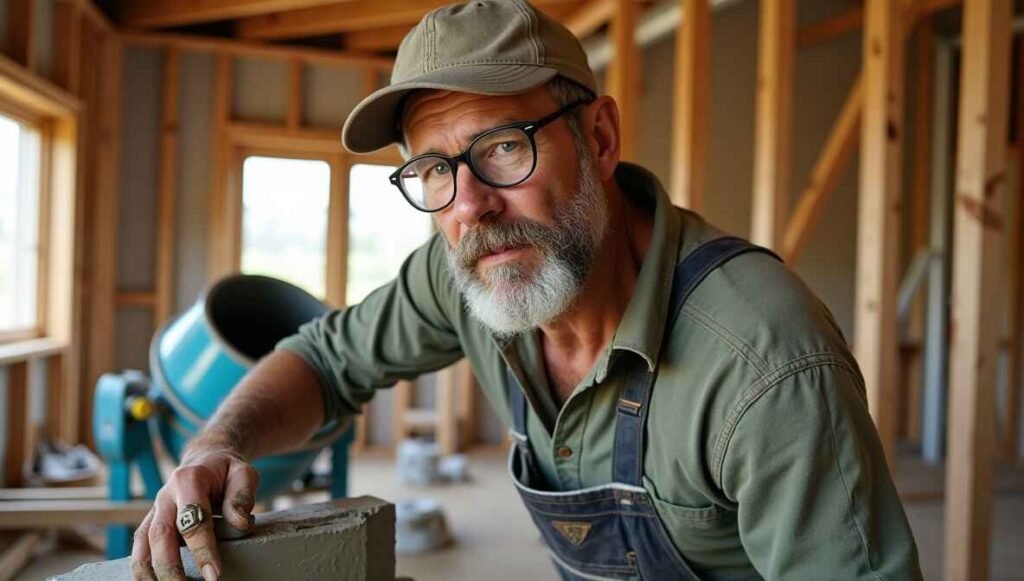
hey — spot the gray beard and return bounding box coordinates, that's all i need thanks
[446,147,608,339]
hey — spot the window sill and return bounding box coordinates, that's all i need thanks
[0,337,67,367]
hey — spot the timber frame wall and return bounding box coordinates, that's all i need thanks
[0,1,1021,579]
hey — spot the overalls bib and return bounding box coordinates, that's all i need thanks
[506,236,779,581]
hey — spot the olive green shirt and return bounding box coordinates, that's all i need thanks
[278,163,922,580]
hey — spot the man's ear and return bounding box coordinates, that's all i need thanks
[583,96,621,181]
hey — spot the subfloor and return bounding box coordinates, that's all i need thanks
[15,449,1024,580]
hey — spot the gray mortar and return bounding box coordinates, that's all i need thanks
[53,496,396,581]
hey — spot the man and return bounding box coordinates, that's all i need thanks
[131,1,922,579]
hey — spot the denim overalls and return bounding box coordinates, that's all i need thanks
[506,236,779,581]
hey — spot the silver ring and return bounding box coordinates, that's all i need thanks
[176,503,206,536]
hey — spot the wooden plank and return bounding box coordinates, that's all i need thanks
[120,31,394,72]
[343,24,414,53]
[782,77,863,263]
[750,0,794,248]
[1005,39,1024,460]
[854,0,905,462]
[795,0,961,49]
[943,0,1013,577]
[53,1,82,95]
[904,20,935,445]
[4,0,35,69]
[0,531,44,581]
[208,55,235,280]
[436,366,458,454]
[0,486,106,501]
[457,359,477,449]
[4,363,30,487]
[118,0,347,29]
[667,0,710,210]
[287,59,303,131]
[0,54,81,116]
[392,380,415,444]
[606,0,640,162]
[0,340,65,367]
[226,122,342,155]
[564,0,613,39]
[235,0,579,40]
[45,353,67,442]
[0,500,152,528]
[156,49,180,326]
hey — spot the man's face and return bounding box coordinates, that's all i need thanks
[402,87,608,336]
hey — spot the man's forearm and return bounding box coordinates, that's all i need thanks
[183,350,326,462]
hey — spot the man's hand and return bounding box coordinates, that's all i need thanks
[131,445,259,581]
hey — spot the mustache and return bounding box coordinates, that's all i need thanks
[453,219,560,271]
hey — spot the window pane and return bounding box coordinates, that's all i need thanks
[241,156,330,298]
[0,114,41,334]
[347,164,433,306]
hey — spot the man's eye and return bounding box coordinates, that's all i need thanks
[498,141,519,153]
[432,162,451,176]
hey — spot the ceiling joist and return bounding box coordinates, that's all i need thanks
[118,0,351,29]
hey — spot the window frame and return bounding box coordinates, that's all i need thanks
[0,100,52,343]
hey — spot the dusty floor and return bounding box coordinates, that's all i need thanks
[15,449,1024,580]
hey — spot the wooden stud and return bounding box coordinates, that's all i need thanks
[156,49,180,325]
[4,362,30,487]
[120,31,394,73]
[667,0,710,210]
[606,0,640,162]
[750,0,794,248]
[287,59,303,132]
[904,20,935,445]
[854,0,905,462]
[392,380,414,445]
[45,353,67,442]
[457,359,477,449]
[782,78,863,263]
[208,55,235,280]
[118,0,346,29]
[796,6,862,49]
[943,0,1013,577]
[235,0,579,40]
[53,1,82,95]
[564,0,614,39]
[4,0,35,70]
[436,366,458,454]
[1005,39,1024,460]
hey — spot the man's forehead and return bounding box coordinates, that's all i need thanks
[401,88,556,153]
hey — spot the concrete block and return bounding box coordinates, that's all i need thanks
[54,496,395,581]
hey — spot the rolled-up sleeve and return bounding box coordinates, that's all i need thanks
[719,358,922,580]
[276,233,464,423]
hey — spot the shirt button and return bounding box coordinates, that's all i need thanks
[557,446,573,459]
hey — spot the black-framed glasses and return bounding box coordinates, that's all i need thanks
[389,99,591,212]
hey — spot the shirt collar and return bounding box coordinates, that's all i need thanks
[592,162,682,383]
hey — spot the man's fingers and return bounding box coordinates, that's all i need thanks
[130,509,157,581]
[148,496,186,581]
[222,462,259,532]
[173,488,221,581]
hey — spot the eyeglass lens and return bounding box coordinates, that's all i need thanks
[397,126,535,211]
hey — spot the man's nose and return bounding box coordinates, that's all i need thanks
[451,163,503,227]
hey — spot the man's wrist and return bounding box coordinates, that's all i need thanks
[182,428,249,464]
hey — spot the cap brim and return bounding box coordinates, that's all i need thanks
[342,64,560,154]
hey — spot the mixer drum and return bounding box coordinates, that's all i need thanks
[150,274,348,498]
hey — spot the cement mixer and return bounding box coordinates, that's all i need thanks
[93,275,353,559]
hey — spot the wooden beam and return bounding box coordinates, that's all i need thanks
[782,77,863,262]
[120,32,394,72]
[750,0,794,248]
[1005,39,1024,460]
[904,20,935,445]
[565,0,614,39]
[943,0,1013,577]
[208,55,235,280]
[118,0,347,29]
[3,363,30,487]
[392,380,414,444]
[114,291,156,308]
[795,0,962,49]
[457,359,477,449]
[53,1,82,96]
[606,0,640,162]
[235,0,578,40]
[342,24,413,53]
[0,500,152,528]
[436,366,458,454]
[0,340,65,367]
[4,0,35,69]
[156,49,180,326]
[666,0,710,210]
[0,531,44,581]
[854,0,905,461]
[0,486,106,500]
[0,54,81,116]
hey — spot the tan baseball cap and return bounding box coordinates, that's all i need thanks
[341,0,597,154]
